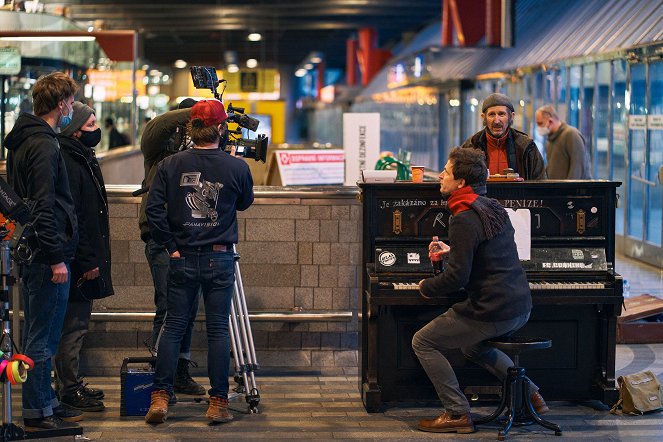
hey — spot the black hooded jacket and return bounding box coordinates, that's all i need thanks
[58,135,114,300]
[4,114,78,265]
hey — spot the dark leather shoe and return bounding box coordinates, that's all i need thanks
[53,404,83,422]
[23,416,80,431]
[530,390,550,414]
[81,383,105,399]
[417,411,475,433]
[61,388,106,412]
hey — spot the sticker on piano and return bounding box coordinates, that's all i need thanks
[407,253,421,264]
[378,251,397,267]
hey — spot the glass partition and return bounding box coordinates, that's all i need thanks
[612,60,627,236]
[627,63,646,240]
[646,60,662,246]
[568,65,581,128]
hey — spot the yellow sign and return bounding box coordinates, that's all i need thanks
[87,69,146,101]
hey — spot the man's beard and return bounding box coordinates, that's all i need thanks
[483,116,512,138]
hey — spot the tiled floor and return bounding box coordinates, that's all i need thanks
[6,253,663,441]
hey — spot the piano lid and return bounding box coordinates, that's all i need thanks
[521,247,607,272]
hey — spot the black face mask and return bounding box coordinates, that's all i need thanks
[78,128,102,148]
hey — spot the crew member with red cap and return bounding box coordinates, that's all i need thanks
[145,99,254,424]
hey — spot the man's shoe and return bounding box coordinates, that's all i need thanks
[53,404,83,422]
[530,390,550,415]
[61,388,106,412]
[206,396,233,423]
[417,411,475,433]
[23,416,80,431]
[80,382,105,399]
[174,358,206,395]
[145,390,170,424]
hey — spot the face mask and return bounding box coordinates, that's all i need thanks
[59,102,73,128]
[78,128,102,147]
[536,125,550,137]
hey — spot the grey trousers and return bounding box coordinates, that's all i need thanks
[412,308,533,415]
[54,299,93,397]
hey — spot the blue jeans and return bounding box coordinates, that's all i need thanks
[21,262,70,418]
[412,309,533,415]
[154,251,234,398]
[145,239,199,359]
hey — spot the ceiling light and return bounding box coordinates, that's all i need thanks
[0,36,96,42]
[310,56,322,63]
[304,63,314,70]
[87,26,94,32]
[227,64,239,73]
[246,59,258,69]
[248,33,262,42]
[295,69,307,77]
[173,59,187,69]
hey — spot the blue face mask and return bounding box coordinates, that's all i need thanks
[59,102,73,128]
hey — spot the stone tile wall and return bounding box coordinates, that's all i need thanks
[82,187,361,375]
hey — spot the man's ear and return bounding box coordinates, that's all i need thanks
[511,111,516,119]
[458,178,466,189]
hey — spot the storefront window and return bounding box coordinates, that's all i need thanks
[581,64,596,170]
[595,62,611,180]
[627,63,646,240]
[646,60,662,246]
[612,60,627,236]
[568,65,581,128]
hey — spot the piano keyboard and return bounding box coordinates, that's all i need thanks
[529,281,606,290]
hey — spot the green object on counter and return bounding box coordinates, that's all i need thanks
[375,150,412,180]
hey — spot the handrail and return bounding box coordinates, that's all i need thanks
[9,310,353,322]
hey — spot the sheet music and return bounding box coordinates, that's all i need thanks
[506,208,531,261]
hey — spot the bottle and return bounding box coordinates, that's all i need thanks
[623,279,630,299]
[430,235,445,275]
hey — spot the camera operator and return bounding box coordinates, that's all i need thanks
[144,99,254,424]
[138,98,206,398]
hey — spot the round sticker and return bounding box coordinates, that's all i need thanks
[591,207,598,214]
[378,251,397,267]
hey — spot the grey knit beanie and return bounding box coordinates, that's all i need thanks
[60,101,95,137]
[481,93,514,113]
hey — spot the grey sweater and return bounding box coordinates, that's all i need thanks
[545,122,591,179]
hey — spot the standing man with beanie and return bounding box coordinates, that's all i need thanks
[535,104,591,179]
[3,72,81,431]
[55,102,114,413]
[412,147,548,434]
[138,98,206,399]
[461,93,546,180]
[145,99,254,424]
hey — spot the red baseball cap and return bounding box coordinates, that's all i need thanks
[190,99,228,126]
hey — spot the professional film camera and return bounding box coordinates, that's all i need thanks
[190,66,268,162]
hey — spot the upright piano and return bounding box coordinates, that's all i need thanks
[359,180,623,412]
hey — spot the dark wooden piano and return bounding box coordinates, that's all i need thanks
[358,180,623,412]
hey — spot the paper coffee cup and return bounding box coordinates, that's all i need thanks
[411,166,425,183]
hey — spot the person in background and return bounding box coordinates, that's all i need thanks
[412,147,548,434]
[535,105,591,179]
[54,102,114,413]
[138,98,205,399]
[145,99,254,424]
[4,72,81,431]
[461,93,547,180]
[105,117,129,149]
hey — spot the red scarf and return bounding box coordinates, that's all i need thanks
[447,185,478,215]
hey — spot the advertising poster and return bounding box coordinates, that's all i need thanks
[275,149,345,185]
[343,113,380,186]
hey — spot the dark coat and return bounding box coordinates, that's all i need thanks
[419,196,532,322]
[4,114,78,264]
[58,135,114,300]
[461,128,547,180]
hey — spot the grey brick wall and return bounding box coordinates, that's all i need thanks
[83,186,361,375]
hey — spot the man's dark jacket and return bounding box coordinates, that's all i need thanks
[4,113,78,264]
[419,192,532,322]
[461,129,547,180]
[58,135,114,300]
[138,108,191,242]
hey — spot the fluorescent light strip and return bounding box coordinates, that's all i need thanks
[0,36,96,42]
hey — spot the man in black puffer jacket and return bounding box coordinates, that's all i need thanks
[412,147,547,434]
[55,101,114,414]
[4,72,80,431]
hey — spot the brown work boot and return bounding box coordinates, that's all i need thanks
[417,411,475,433]
[206,396,233,423]
[145,390,170,424]
[530,390,550,415]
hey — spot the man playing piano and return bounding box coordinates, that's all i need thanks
[413,147,548,434]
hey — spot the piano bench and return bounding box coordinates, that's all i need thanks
[474,336,562,440]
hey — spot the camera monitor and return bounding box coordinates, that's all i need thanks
[190,66,219,90]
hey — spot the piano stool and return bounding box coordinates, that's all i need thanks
[474,336,562,440]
